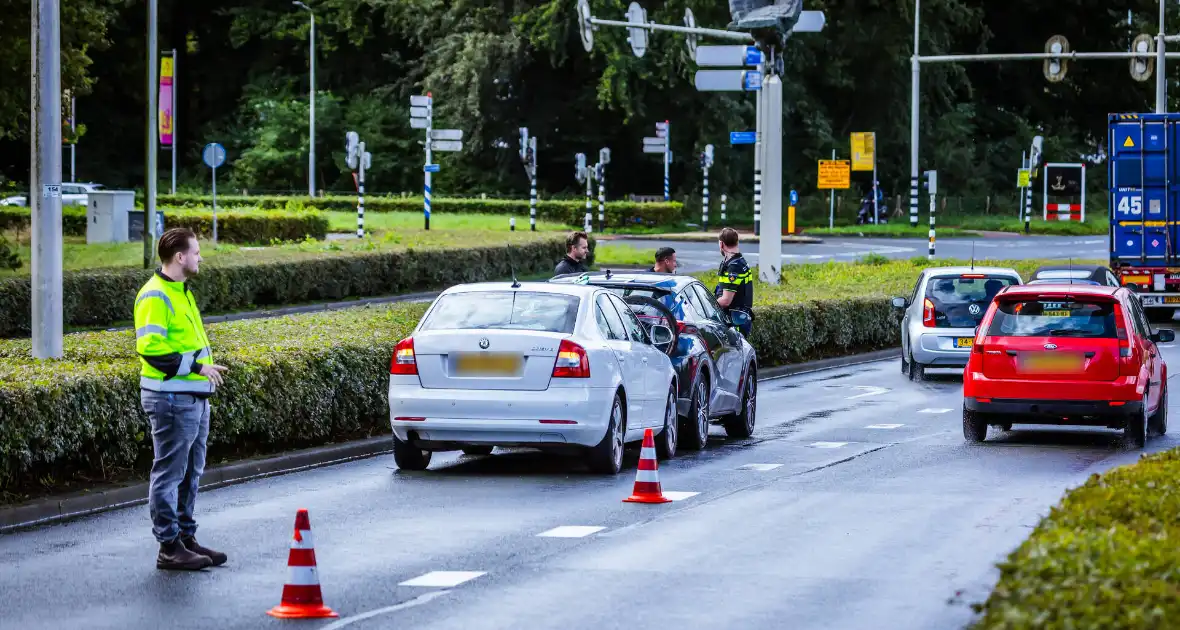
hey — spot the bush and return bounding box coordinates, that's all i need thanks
[0,207,88,236]
[971,448,1180,628]
[0,236,573,337]
[0,207,326,243]
[156,194,686,228]
[0,235,19,271]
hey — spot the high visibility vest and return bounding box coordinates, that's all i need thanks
[134,272,214,394]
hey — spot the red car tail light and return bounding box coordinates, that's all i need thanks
[676,320,698,335]
[390,337,418,375]
[1114,303,1136,375]
[552,339,590,378]
[922,298,936,327]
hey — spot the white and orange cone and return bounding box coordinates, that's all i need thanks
[623,428,672,504]
[266,508,338,619]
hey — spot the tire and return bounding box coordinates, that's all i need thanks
[909,355,925,381]
[655,387,678,460]
[962,409,987,443]
[681,376,711,451]
[723,367,757,439]
[393,435,432,471]
[461,446,494,456]
[623,295,678,356]
[1150,383,1168,436]
[900,336,910,375]
[586,392,626,474]
[1126,390,1149,448]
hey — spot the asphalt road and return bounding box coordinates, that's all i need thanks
[2,339,1176,630]
[617,235,1108,273]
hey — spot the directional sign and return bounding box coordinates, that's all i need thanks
[655,122,669,130]
[817,160,851,189]
[430,129,463,141]
[743,71,762,91]
[695,70,761,92]
[432,140,463,152]
[410,106,429,118]
[695,45,761,67]
[410,118,428,129]
[793,10,827,33]
[410,95,431,107]
[730,131,756,145]
[643,145,667,154]
[424,164,440,173]
[643,137,666,146]
[202,142,226,169]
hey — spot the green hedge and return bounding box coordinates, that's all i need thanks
[0,236,572,337]
[0,289,899,492]
[156,194,685,228]
[0,207,88,236]
[0,207,328,243]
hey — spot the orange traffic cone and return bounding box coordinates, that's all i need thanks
[266,508,339,619]
[623,428,672,504]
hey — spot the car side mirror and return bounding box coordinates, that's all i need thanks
[729,310,751,328]
[650,324,674,351]
[891,297,908,309]
[1152,329,1175,343]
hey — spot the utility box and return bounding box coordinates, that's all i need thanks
[86,190,136,244]
[128,210,166,242]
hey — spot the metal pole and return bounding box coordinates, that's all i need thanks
[309,11,316,196]
[1158,0,1167,113]
[702,165,709,232]
[928,187,936,260]
[585,171,593,233]
[829,148,836,229]
[871,134,879,224]
[31,0,63,359]
[721,193,727,224]
[357,141,365,237]
[145,0,157,270]
[920,51,1180,62]
[69,95,76,182]
[171,48,177,195]
[754,68,763,237]
[1019,151,1027,221]
[664,123,671,202]
[529,174,537,231]
[598,168,605,233]
[424,95,432,230]
[758,69,783,285]
[588,17,753,42]
[212,164,218,245]
[910,0,920,228]
[1024,158,1033,234]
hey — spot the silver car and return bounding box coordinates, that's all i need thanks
[891,266,1023,379]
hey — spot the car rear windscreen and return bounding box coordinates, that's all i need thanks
[986,299,1117,338]
[420,291,580,333]
[924,276,1017,327]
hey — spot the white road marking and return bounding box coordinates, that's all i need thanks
[399,571,486,588]
[919,408,953,414]
[737,463,783,471]
[320,591,450,629]
[662,491,700,501]
[537,526,606,538]
[846,386,890,400]
[865,423,904,429]
[808,441,848,449]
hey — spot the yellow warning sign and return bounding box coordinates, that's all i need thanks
[1123,136,1135,148]
[818,160,851,189]
[851,132,875,171]
[1017,168,1030,188]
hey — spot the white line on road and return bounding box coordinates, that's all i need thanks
[737,463,783,471]
[662,491,700,501]
[537,526,606,538]
[865,424,904,429]
[919,408,953,414]
[320,590,451,629]
[808,442,848,449]
[846,386,890,400]
[399,571,486,588]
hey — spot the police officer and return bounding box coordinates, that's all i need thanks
[554,230,589,276]
[714,227,754,335]
[135,227,229,571]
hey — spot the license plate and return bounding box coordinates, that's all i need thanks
[454,353,522,376]
[953,337,974,348]
[1020,353,1083,373]
[1142,295,1162,306]
[1164,296,1180,304]
[1042,310,1072,317]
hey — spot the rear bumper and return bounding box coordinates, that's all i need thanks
[911,330,975,367]
[964,396,1142,425]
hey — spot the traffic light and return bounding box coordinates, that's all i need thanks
[575,153,587,183]
[1043,35,1070,83]
[518,127,529,162]
[345,131,360,169]
[922,170,937,195]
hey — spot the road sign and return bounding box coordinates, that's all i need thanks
[817,160,851,189]
[577,0,593,52]
[730,131,756,145]
[410,118,427,129]
[743,71,762,91]
[432,140,463,152]
[410,106,429,118]
[793,11,827,33]
[851,132,875,171]
[424,164,440,173]
[695,69,760,92]
[599,147,611,164]
[643,145,667,154]
[790,190,798,205]
[683,8,698,58]
[695,45,761,67]
[346,131,360,169]
[410,95,431,107]
[626,2,648,58]
[643,137,666,146]
[1131,33,1154,81]
[1017,168,1031,188]
[430,129,463,141]
[202,143,226,169]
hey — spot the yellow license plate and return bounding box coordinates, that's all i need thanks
[1021,353,1083,373]
[1164,296,1180,304]
[1042,310,1072,317]
[455,353,522,376]
[953,337,974,348]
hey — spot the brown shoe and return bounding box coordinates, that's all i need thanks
[157,538,213,571]
[181,535,227,567]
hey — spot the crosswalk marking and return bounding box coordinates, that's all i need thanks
[919,408,953,414]
[737,463,783,471]
[662,491,700,501]
[865,423,904,429]
[399,571,486,588]
[537,526,606,538]
[808,441,848,449]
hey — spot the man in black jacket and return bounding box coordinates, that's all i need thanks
[554,231,589,276]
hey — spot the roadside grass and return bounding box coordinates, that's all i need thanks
[957,215,1106,236]
[803,217,1106,237]
[803,224,972,238]
[592,244,656,267]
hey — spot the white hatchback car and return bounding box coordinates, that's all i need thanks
[388,281,680,474]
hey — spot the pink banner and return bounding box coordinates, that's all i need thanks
[159,57,174,146]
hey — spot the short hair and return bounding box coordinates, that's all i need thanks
[655,247,676,263]
[566,230,588,252]
[158,227,197,263]
[719,227,740,248]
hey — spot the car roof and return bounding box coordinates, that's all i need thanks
[549,271,698,292]
[1032,264,1106,274]
[998,284,1121,297]
[923,266,1021,278]
[439,281,604,298]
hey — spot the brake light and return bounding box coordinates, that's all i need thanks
[553,339,590,378]
[390,337,417,375]
[922,298,936,327]
[960,274,986,279]
[1114,304,1135,375]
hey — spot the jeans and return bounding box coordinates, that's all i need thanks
[141,390,210,543]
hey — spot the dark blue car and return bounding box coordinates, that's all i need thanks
[550,271,759,450]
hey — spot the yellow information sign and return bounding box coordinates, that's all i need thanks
[851,132,875,171]
[1017,168,1030,188]
[817,160,851,189]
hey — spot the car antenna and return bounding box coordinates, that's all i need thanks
[970,241,975,270]
[508,243,521,288]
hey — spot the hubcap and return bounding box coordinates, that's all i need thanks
[745,377,757,430]
[696,383,709,441]
[611,401,624,468]
[665,393,678,451]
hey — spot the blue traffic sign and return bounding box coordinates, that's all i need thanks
[202,143,226,169]
[790,190,799,205]
[744,46,762,66]
[424,164,440,173]
[743,71,762,91]
[730,131,756,145]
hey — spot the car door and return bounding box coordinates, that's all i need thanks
[1127,294,1163,409]
[692,282,745,406]
[680,284,737,413]
[594,293,648,425]
[607,293,667,425]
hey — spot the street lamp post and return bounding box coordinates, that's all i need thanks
[31,0,63,359]
[294,1,315,197]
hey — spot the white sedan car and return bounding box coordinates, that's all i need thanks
[388,281,680,474]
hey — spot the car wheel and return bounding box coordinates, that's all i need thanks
[586,392,626,474]
[962,409,987,443]
[1150,383,1169,436]
[393,435,432,471]
[1126,390,1149,448]
[681,376,710,451]
[656,387,678,460]
[461,446,494,456]
[909,349,925,381]
[723,368,757,439]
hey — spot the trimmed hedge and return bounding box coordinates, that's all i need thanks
[0,236,573,337]
[0,207,327,243]
[0,290,899,491]
[970,447,1180,628]
[156,194,686,228]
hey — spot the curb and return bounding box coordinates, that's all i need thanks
[599,233,823,245]
[0,347,898,534]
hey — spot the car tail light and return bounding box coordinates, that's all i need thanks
[922,298,936,327]
[960,274,986,279]
[390,337,417,375]
[553,339,590,378]
[676,321,699,335]
[1114,304,1135,374]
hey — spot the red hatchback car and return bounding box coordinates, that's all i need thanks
[963,284,1173,446]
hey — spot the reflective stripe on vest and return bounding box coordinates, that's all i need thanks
[140,376,214,394]
[177,346,212,377]
[136,324,168,339]
[135,290,175,314]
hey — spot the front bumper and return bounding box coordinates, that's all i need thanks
[964,396,1142,426]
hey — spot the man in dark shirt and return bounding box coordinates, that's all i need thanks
[554,230,589,276]
[714,227,754,335]
[650,247,677,273]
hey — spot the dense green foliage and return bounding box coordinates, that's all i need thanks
[0,207,328,242]
[0,235,19,271]
[0,0,1154,208]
